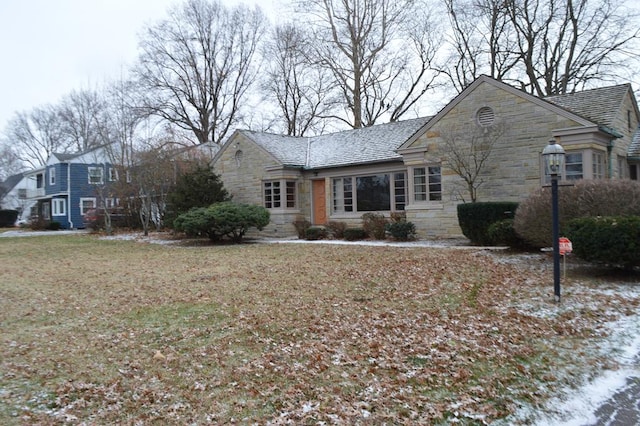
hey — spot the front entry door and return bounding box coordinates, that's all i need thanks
[312,179,327,225]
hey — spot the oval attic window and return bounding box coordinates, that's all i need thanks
[234,150,243,167]
[476,106,495,127]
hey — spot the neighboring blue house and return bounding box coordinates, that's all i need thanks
[22,146,118,229]
[19,142,219,229]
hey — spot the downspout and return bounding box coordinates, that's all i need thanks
[67,162,73,229]
[607,139,614,179]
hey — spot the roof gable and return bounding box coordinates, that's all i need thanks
[400,75,596,150]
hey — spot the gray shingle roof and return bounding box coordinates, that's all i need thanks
[545,84,631,128]
[240,117,431,169]
[629,127,640,158]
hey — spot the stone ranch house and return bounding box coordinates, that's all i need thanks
[212,75,640,239]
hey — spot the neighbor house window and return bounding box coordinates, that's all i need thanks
[88,167,103,184]
[592,152,606,179]
[332,172,407,213]
[49,168,55,186]
[413,166,442,202]
[52,198,66,216]
[108,167,118,182]
[42,202,51,220]
[80,198,96,215]
[565,152,583,180]
[264,180,297,209]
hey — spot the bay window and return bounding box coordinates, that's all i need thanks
[264,180,297,209]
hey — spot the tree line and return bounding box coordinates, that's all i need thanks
[1,0,638,179]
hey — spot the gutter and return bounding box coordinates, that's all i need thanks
[67,162,73,229]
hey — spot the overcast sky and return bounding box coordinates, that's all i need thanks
[0,0,280,134]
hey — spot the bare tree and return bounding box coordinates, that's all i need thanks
[442,0,519,93]
[0,144,24,181]
[440,122,506,202]
[443,0,640,95]
[58,88,108,152]
[300,0,441,128]
[134,0,267,145]
[507,0,640,96]
[2,106,71,168]
[261,23,335,136]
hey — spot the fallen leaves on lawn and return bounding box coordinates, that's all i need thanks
[1,236,638,424]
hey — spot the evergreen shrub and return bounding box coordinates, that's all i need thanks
[457,202,519,245]
[0,209,18,227]
[344,228,367,241]
[565,216,640,269]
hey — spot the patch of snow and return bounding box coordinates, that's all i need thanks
[503,312,640,425]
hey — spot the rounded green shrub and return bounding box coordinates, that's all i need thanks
[173,202,270,243]
[385,221,416,241]
[566,216,640,268]
[344,228,367,241]
[486,219,526,247]
[457,202,519,245]
[305,227,327,240]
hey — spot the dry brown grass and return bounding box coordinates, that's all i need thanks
[1,233,638,424]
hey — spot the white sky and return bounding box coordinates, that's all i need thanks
[0,0,281,134]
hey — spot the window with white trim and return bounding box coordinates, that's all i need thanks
[413,166,442,202]
[80,198,96,215]
[109,167,118,182]
[52,199,66,216]
[49,167,55,186]
[88,167,103,184]
[264,180,297,209]
[332,172,406,213]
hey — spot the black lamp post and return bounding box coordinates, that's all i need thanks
[542,140,565,303]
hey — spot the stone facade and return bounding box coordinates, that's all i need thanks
[213,76,640,240]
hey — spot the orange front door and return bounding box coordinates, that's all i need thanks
[312,179,327,225]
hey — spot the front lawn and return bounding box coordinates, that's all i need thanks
[0,235,638,424]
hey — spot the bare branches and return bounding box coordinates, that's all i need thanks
[134,0,267,145]
[440,122,507,202]
[300,0,441,128]
[443,0,640,95]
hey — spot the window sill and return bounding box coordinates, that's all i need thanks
[405,203,444,210]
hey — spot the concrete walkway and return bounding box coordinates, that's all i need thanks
[0,229,89,237]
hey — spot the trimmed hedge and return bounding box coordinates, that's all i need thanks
[0,209,18,227]
[457,202,519,245]
[565,216,640,269]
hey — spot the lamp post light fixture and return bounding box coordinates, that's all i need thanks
[542,139,565,302]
